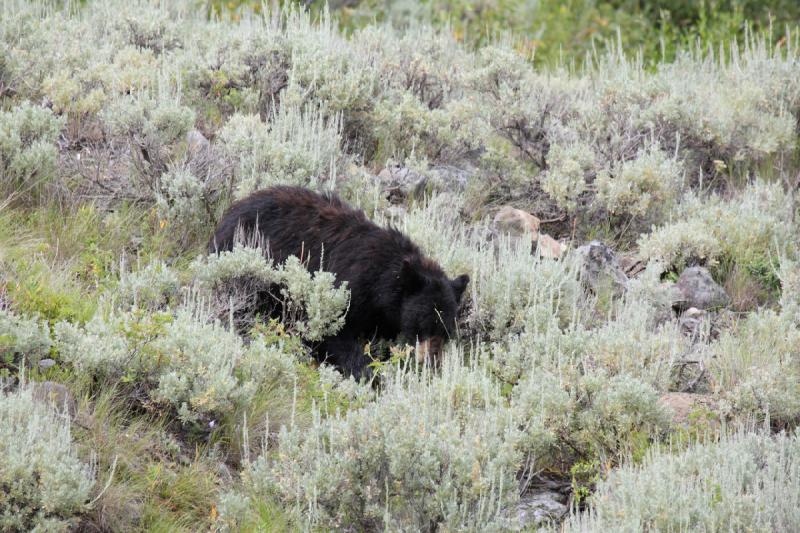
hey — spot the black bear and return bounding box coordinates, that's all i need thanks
[209,186,470,378]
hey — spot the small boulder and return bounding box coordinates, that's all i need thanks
[186,129,215,177]
[376,165,428,204]
[38,358,57,370]
[186,129,210,156]
[537,233,566,259]
[673,267,730,311]
[511,490,568,528]
[428,164,472,192]
[576,241,628,296]
[492,206,540,240]
[30,381,77,417]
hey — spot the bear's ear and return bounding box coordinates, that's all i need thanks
[451,274,470,302]
[400,257,426,294]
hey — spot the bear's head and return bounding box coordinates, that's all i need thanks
[397,257,469,365]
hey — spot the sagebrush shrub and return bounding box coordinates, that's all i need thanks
[708,308,800,426]
[583,297,688,391]
[636,217,723,272]
[640,53,798,171]
[102,92,196,187]
[486,312,589,386]
[478,60,584,174]
[192,243,282,330]
[366,25,469,111]
[117,259,181,311]
[56,248,347,422]
[218,104,341,199]
[150,306,286,424]
[232,354,523,531]
[638,180,794,273]
[540,141,594,212]
[120,12,181,54]
[277,256,350,342]
[470,37,800,225]
[500,335,672,466]
[315,362,373,405]
[54,312,137,378]
[280,8,378,118]
[595,144,683,220]
[370,89,487,165]
[154,166,220,245]
[0,308,52,366]
[780,258,800,324]
[0,102,63,202]
[574,373,671,461]
[192,243,278,286]
[566,430,800,532]
[510,369,574,467]
[191,244,350,341]
[0,385,95,531]
[183,19,286,119]
[55,303,302,424]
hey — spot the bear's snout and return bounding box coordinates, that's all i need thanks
[415,336,445,366]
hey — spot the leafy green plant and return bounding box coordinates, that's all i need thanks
[570,459,601,505]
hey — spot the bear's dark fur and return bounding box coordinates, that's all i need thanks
[209,186,470,378]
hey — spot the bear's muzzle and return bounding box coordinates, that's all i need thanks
[415,336,445,367]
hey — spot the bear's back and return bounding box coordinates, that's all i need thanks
[209,186,379,263]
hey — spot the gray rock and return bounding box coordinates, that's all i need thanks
[185,129,214,179]
[376,164,472,204]
[376,165,428,204]
[186,129,210,156]
[576,241,629,296]
[30,381,76,416]
[674,267,730,311]
[511,490,568,529]
[38,358,56,369]
[428,164,472,191]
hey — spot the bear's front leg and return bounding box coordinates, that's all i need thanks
[318,336,374,382]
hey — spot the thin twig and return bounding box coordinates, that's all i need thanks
[87,455,118,507]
